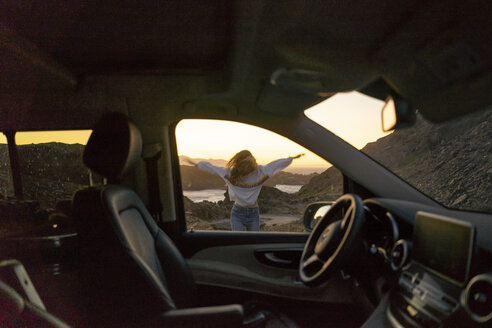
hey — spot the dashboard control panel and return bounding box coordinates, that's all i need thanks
[386,211,492,327]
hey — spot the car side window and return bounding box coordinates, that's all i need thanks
[0,130,92,238]
[0,134,15,199]
[175,119,343,232]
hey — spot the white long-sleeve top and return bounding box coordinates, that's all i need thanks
[196,157,295,207]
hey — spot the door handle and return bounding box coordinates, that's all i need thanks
[254,248,303,269]
[264,252,293,265]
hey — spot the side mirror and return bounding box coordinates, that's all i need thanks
[303,202,333,232]
[381,95,416,132]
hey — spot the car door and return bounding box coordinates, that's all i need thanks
[169,119,368,323]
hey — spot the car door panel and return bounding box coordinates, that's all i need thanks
[180,231,310,257]
[186,241,355,303]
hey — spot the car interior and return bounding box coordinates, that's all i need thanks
[0,1,491,328]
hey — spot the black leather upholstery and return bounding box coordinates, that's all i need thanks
[73,186,198,326]
[83,112,143,183]
[73,112,298,328]
[74,113,197,326]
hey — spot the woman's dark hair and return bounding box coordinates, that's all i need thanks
[226,150,258,184]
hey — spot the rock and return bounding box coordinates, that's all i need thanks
[451,194,468,207]
[184,197,230,221]
[180,165,226,190]
[258,186,304,214]
[427,131,441,149]
[361,107,492,212]
[0,106,490,232]
[182,185,308,232]
[297,167,343,203]
[211,220,231,230]
[179,163,318,190]
[264,171,318,187]
[299,107,492,213]
[0,142,89,208]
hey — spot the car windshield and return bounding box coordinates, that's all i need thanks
[305,92,492,214]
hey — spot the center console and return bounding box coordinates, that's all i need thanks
[389,266,462,327]
[388,212,475,327]
[362,211,492,328]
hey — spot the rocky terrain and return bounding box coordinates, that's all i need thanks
[0,107,490,236]
[180,165,225,190]
[180,159,323,231]
[0,145,14,197]
[184,186,307,231]
[184,186,306,218]
[180,163,317,190]
[293,107,492,213]
[0,143,90,237]
[0,144,317,235]
[183,107,492,230]
[267,171,318,187]
[0,143,91,208]
[362,107,492,212]
[296,167,342,203]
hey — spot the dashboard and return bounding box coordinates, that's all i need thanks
[360,199,492,328]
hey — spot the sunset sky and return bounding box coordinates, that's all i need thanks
[1,92,389,173]
[176,92,389,172]
[0,130,92,145]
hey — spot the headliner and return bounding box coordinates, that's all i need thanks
[0,0,491,130]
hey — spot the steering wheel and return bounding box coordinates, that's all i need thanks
[299,194,366,286]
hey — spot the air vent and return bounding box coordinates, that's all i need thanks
[462,274,492,323]
[390,239,409,271]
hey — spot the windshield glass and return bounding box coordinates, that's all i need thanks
[305,92,492,213]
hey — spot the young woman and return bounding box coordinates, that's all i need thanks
[188,150,304,231]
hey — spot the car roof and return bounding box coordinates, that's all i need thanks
[1,0,491,131]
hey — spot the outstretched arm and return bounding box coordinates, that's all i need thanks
[195,161,227,177]
[262,154,304,177]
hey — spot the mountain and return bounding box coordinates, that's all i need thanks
[0,143,90,207]
[180,165,226,190]
[301,107,492,212]
[297,167,343,202]
[179,156,227,167]
[363,108,492,212]
[179,157,318,190]
[2,105,489,222]
[266,171,318,187]
[184,186,306,221]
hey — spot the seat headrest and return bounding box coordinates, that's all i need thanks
[83,112,143,183]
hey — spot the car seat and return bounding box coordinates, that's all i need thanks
[72,112,299,328]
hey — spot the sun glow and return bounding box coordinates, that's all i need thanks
[0,92,389,174]
[305,91,390,149]
[176,92,389,173]
[176,120,329,173]
[0,130,92,145]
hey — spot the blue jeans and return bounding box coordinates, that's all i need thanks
[231,205,260,231]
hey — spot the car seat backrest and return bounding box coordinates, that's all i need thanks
[83,112,142,184]
[73,112,196,326]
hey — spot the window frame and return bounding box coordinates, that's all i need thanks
[169,119,348,235]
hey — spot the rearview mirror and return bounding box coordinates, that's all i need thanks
[270,68,335,97]
[303,202,333,232]
[381,95,416,132]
